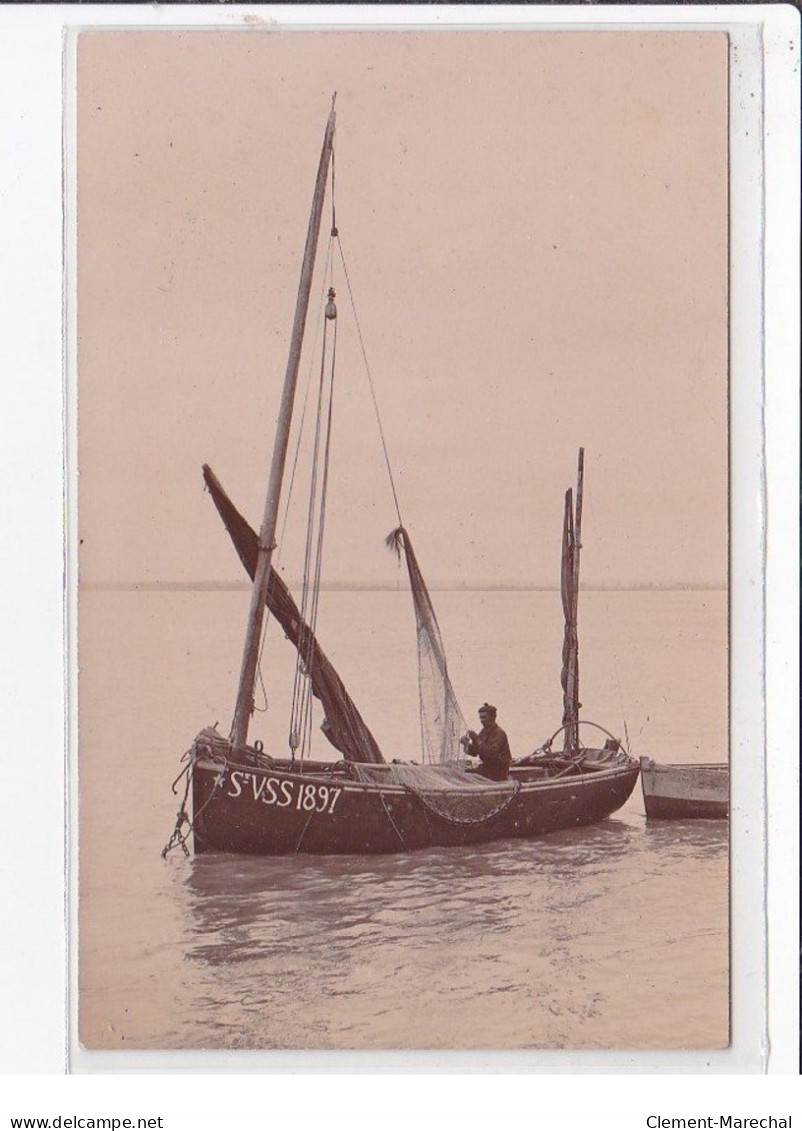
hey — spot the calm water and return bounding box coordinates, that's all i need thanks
[79,588,728,1050]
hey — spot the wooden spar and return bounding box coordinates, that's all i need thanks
[570,448,584,750]
[230,105,337,750]
[561,487,577,752]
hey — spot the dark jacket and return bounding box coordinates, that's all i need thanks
[466,722,512,781]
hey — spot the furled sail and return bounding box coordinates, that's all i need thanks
[560,489,579,751]
[203,464,385,764]
[560,449,584,752]
[386,526,467,764]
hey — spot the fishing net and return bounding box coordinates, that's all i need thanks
[385,526,468,765]
[350,762,518,825]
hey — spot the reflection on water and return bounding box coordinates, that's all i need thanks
[643,817,729,856]
[166,817,727,1050]
[79,590,729,1050]
[185,821,637,960]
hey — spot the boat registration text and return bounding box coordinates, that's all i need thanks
[225,770,342,814]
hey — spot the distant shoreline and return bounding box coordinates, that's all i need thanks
[81,580,728,593]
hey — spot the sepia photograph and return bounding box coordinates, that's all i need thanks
[76,28,729,1053]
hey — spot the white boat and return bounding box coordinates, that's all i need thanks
[639,757,728,819]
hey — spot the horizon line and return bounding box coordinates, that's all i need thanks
[80,579,728,593]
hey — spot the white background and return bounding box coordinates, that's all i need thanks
[0,0,798,1116]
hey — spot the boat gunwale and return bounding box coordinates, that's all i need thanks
[641,762,728,772]
[193,755,640,795]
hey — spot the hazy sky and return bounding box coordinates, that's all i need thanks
[78,30,728,588]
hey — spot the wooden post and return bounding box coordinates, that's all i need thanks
[230,105,336,750]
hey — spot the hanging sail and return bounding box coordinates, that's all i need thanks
[202,464,385,764]
[386,526,467,764]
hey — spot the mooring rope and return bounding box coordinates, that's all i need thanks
[161,753,195,858]
[161,743,228,859]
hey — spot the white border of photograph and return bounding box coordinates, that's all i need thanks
[0,2,798,1086]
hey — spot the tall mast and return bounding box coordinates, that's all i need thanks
[230,103,336,750]
[560,448,584,753]
[570,448,584,749]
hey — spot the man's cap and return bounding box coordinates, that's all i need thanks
[478,703,497,716]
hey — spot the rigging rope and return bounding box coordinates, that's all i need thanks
[331,142,337,239]
[249,131,409,763]
[288,269,338,765]
[334,236,403,528]
[249,140,462,771]
[333,220,468,765]
[288,323,328,758]
[281,234,336,551]
[252,235,335,716]
[301,311,337,762]
[285,149,342,764]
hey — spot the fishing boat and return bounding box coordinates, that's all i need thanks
[162,103,640,859]
[640,758,728,819]
[517,448,640,806]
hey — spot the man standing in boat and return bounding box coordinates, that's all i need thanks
[461,704,512,781]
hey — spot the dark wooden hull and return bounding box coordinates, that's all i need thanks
[640,758,729,820]
[191,757,641,856]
